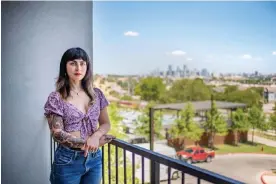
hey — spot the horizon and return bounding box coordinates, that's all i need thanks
[93,2,276,75]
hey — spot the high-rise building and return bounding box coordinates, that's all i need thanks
[183,65,187,77]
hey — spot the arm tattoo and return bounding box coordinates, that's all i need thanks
[47,114,85,148]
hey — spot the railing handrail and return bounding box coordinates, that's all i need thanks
[110,139,245,184]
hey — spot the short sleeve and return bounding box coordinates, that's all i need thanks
[44,92,64,117]
[95,88,109,110]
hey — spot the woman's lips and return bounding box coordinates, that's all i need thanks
[74,73,81,76]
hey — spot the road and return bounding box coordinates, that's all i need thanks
[160,154,276,184]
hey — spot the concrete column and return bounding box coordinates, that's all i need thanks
[1,2,93,184]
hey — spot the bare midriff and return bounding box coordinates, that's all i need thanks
[70,131,81,138]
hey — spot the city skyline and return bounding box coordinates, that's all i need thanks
[93,2,276,75]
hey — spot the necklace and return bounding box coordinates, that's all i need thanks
[71,89,82,96]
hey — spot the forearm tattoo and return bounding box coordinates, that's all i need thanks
[47,114,85,148]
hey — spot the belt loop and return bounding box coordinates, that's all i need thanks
[74,151,78,160]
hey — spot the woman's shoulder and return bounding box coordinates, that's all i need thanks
[44,91,64,117]
[46,91,62,100]
[93,87,109,109]
[93,87,105,96]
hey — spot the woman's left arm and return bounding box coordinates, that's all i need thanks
[93,107,111,138]
[83,107,112,156]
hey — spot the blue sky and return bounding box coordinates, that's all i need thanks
[93,2,276,75]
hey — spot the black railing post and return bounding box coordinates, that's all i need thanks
[150,161,160,184]
[149,107,156,183]
[149,107,154,151]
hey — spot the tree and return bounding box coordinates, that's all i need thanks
[166,79,211,103]
[247,105,265,144]
[103,103,139,184]
[269,114,276,135]
[134,77,165,101]
[214,87,263,109]
[269,103,276,134]
[231,108,250,145]
[169,102,203,144]
[134,102,164,140]
[203,99,228,148]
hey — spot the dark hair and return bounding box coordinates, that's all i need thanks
[56,47,95,104]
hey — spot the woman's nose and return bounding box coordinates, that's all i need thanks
[75,63,81,71]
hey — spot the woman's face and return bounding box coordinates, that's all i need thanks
[66,59,87,82]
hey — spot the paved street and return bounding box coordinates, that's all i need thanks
[160,154,276,184]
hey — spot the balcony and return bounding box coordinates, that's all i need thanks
[50,138,244,184]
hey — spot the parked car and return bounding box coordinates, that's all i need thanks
[176,146,215,164]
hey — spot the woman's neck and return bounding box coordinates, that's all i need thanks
[70,80,82,91]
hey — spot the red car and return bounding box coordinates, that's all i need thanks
[176,146,215,164]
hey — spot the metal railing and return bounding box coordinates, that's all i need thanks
[51,137,244,184]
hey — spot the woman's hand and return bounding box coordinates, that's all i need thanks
[82,135,100,157]
[99,134,116,147]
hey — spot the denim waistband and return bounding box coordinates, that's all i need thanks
[57,144,100,155]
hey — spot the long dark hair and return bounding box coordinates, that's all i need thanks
[56,47,95,104]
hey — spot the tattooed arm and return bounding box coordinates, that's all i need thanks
[47,114,113,148]
[47,114,85,148]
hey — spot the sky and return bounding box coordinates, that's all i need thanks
[93,2,276,75]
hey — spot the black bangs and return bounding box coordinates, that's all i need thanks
[62,47,89,63]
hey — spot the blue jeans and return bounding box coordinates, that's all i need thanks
[50,144,102,184]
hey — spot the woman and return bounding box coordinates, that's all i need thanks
[44,47,115,184]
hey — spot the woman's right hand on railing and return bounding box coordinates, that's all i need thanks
[99,134,116,147]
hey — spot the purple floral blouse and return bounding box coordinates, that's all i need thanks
[44,88,109,140]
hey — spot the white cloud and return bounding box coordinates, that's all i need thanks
[186,58,193,61]
[241,54,252,59]
[124,31,139,37]
[171,50,186,56]
[240,54,263,61]
[272,51,276,55]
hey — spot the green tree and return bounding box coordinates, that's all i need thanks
[120,95,132,101]
[231,108,250,145]
[248,105,265,144]
[189,78,212,101]
[134,77,165,101]
[134,102,164,140]
[273,102,276,112]
[269,103,276,134]
[203,99,228,148]
[117,80,128,90]
[224,85,238,94]
[165,78,211,103]
[214,87,263,109]
[269,114,276,135]
[103,103,139,184]
[170,102,203,143]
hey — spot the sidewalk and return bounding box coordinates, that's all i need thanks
[248,134,276,147]
[261,171,276,184]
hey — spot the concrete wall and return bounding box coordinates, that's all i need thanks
[1,2,93,184]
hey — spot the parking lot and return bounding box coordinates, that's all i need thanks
[161,154,276,184]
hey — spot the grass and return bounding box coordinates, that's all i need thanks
[214,142,276,155]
